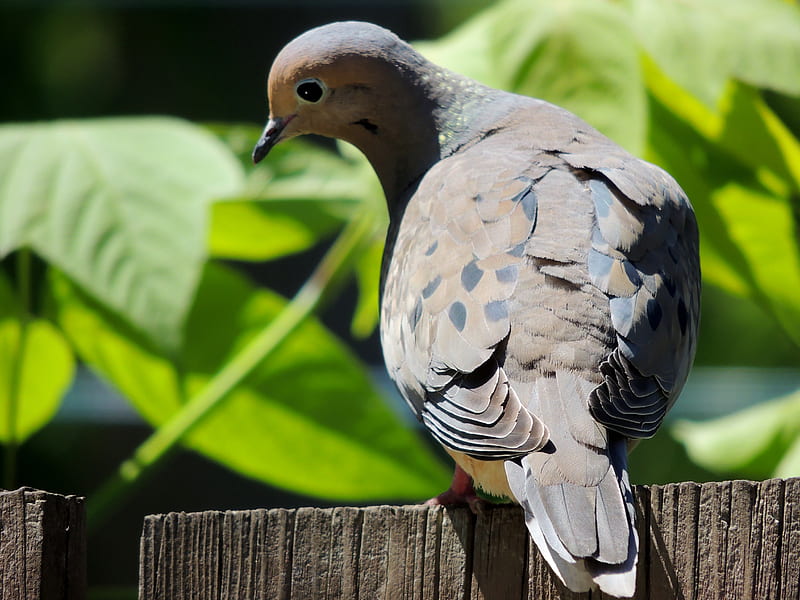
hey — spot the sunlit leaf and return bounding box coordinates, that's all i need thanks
[0,272,74,443]
[644,60,800,192]
[645,82,800,348]
[51,265,449,500]
[0,118,244,351]
[245,138,374,215]
[209,199,341,261]
[208,129,383,263]
[628,0,800,108]
[647,96,761,297]
[710,182,800,347]
[417,0,647,153]
[673,388,800,479]
[351,237,384,338]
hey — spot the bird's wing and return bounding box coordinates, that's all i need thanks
[497,112,698,595]
[556,136,701,439]
[487,144,641,594]
[380,141,556,460]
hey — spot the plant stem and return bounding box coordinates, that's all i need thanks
[3,249,32,490]
[87,215,376,528]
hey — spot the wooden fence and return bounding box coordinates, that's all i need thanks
[2,479,799,599]
[0,488,86,600]
[139,478,800,599]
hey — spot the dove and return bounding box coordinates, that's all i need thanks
[252,21,700,597]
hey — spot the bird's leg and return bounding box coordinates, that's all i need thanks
[425,464,483,514]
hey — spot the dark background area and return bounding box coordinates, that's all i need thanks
[0,2,481,123]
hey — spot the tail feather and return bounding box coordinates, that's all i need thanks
[504,371,638,598]
[506,448,637,597]
[591,433,639,596]
[594,457,631,563]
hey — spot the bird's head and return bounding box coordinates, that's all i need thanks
[252,21,507,203]
[253,22,434,162]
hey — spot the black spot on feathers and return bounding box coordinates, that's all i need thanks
[353,118,379,134]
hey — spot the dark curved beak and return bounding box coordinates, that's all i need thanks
[252,117,289,164]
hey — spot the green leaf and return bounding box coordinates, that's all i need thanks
[710,181,800,347]
[52,264,449,500]
[695,284,800,367]
[208,130,384,262]
[0,117,244,351]
[417,0,647,154]
[628,0,800,108]
[645,90,800,347]
[0,272,74,444]
[0,319,75,444]
[209,199,341,261]
[716,86,800,191]
[243,136,376,215]
[644,60,800,193]
[351,237,384,338]
[673,388,800,479]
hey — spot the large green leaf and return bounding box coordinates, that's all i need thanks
[208,130,387,336]
[646,79,800,347]
[0,273,74,444]
[710,181,800,346]
[634,7,800,351]
[208,135,381,262]
[351,237,384,338]
[0,118,244,351]
[51,264,449,500]
[209,199,342,261]
[628,0,800,108]
[417,0,647,154]
[643,60,800,193]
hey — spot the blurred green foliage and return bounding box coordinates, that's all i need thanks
[0,0,799,526]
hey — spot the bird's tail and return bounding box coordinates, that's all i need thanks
[504,374,638,597]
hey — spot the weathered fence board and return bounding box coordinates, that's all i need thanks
[0,487,86,600]
[139,478,800,599]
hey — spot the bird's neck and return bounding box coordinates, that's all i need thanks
[350,65,512,212]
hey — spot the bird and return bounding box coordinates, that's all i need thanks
[252,21,700,597]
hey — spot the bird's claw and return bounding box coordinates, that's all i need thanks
[424,465,484,514]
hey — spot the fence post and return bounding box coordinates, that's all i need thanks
[0,488,87,600]
[139,478,800,599]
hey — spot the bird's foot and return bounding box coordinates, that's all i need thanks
[424,465,484,514]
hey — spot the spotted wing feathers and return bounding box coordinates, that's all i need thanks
[563,149,701,439]
[381,146,551,459]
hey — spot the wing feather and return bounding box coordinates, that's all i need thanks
[559,149,701,439]
[381,144,551,459]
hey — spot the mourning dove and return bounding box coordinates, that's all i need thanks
[253,22,700,597]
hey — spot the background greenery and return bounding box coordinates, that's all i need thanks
[2,0,799,596]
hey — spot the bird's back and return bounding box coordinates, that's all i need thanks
[380,96,699,596]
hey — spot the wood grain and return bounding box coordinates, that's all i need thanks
[0,487,86,600]
[139,478,800,599]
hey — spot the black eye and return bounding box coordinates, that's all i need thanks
[296,79,324,103]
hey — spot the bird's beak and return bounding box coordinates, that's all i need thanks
[252,115,292,164]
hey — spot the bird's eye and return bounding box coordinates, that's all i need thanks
[295,79,325,103]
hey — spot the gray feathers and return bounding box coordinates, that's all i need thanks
[582,170,700,439]
[381,144,549,459]
[379,107,698,596]
[260,22,700,598]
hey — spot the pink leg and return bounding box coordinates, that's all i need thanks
[425,464,483,514]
